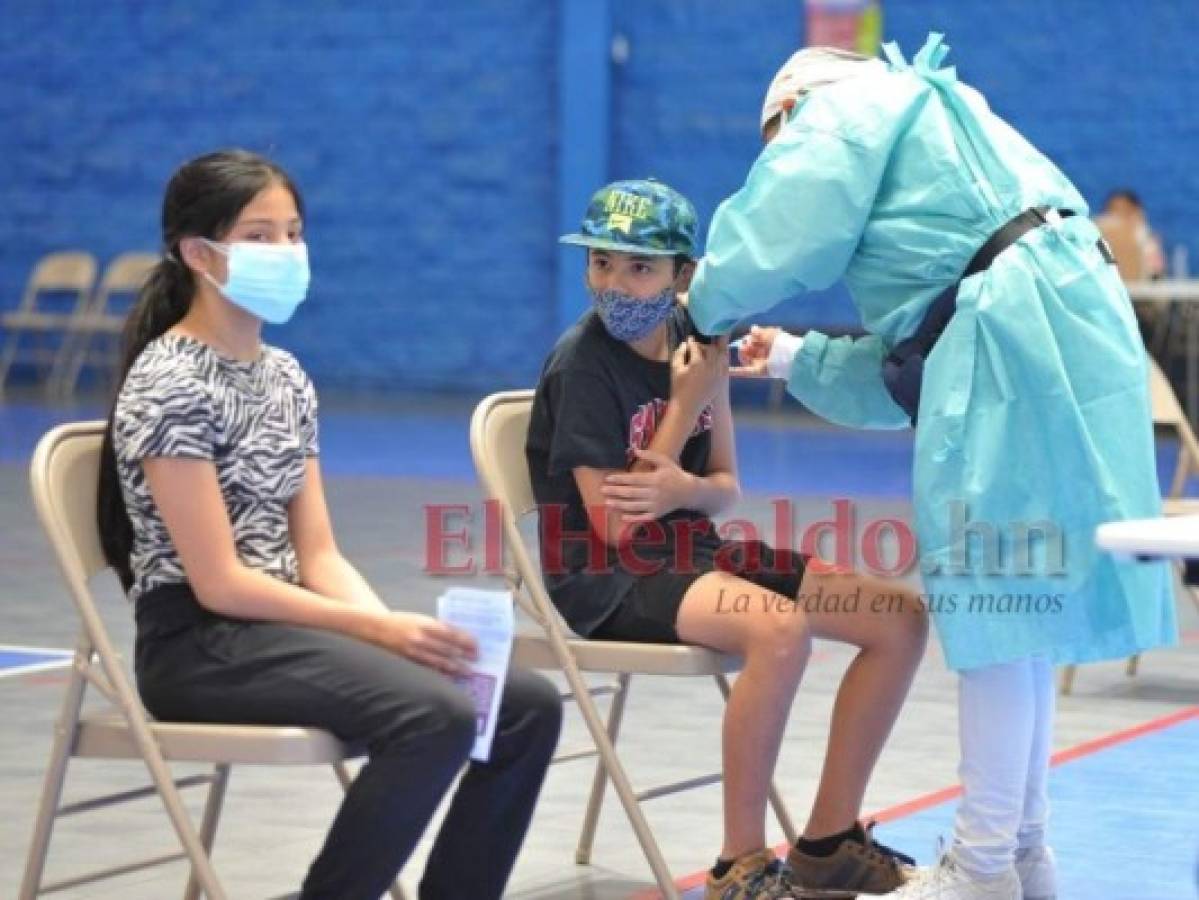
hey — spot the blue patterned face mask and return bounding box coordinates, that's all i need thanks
[591,286,675,342]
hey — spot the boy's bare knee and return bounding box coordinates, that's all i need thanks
[746,598,811,664]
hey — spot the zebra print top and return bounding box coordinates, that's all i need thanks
[113,333,319,604]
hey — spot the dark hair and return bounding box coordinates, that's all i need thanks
[1105,188,1143,210]
[97,149,304,592]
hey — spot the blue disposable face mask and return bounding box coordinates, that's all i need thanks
[201,239,311,325]
[590,285,676,343]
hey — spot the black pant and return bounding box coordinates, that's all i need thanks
[134,585,562,900]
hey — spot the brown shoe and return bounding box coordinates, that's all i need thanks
[784,822,914,898]
[705,849,791,900]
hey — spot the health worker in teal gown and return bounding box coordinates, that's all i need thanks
[686,33,1177,896]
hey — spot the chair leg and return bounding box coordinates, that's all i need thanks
[182,764,231,900]
[107,691,227,899]
[331,762,409,900]
[1126,654,1141,678]
[560,660,679,898]
[19,662,89,900]
[1059,664,1077,696]
[713,672,799,844]
[576,673,631,865]
[139,755,227,900]
[46,330,76,398]
[0,329,21,395]
[54,328,92,400]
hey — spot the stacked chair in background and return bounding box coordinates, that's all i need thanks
[0,250,157,398]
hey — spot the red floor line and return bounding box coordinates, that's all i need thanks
[628,704,1199,900]
[1048,704,1199,766]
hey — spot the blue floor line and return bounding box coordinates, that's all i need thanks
[0,647,73,678]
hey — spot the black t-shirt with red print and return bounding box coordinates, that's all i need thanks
[526,306,721,636]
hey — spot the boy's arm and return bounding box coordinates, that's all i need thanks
[574,396,732,542]
[603,369,740,523]
[538,367,641,548]
[574,464,641,548]
[695,377,740,514]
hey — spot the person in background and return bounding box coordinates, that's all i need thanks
[1095,188,1166,282]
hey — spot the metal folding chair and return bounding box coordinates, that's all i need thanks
[53,252,159,397]
[0,252,98,393]
[469,390,797,899]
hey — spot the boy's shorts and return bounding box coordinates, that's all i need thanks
[591,540,809,644]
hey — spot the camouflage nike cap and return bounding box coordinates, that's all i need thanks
[559,178,699,258]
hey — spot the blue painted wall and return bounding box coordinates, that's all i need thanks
[609,0,1199,328]
[3,1,1197,390]
[1,1,559,391]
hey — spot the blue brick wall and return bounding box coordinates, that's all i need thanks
[611,0,1199,328]
[3,2,1197,389]
[0,0,559,391]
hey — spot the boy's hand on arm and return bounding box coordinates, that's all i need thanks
[609,336,736,521]
[670,337,725,413]
[602,448,698,525]
[643,336,729,468]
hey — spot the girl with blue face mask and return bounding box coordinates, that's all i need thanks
[95,150,562,899]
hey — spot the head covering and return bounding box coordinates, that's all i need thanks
[760,46,884,133]
[559,178,700,258]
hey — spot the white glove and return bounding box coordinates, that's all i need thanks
[766,331,804,379]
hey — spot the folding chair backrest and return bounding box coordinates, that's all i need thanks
[29,421,110,591]
[469,390,537,520]
[19,251,98,312]
[1149,356,1185,428]
[1147,357,1199,499]
[92,252,158,316]
[470,389,574,630]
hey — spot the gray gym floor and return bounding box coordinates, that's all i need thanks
[2,415,1196,899]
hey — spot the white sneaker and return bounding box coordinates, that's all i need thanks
[875,855,1020,899]
[1014,845,1057,900]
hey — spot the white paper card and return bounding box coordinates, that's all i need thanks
[436,587,514,762]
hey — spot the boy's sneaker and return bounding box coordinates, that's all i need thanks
[785,821,914,897]
[706,849,791,900]
[874,856,1020,899]
[1014,845,1057,900]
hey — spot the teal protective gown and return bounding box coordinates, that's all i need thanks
[688,34,1177,671]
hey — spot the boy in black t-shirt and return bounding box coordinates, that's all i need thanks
[527,179,927,898]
